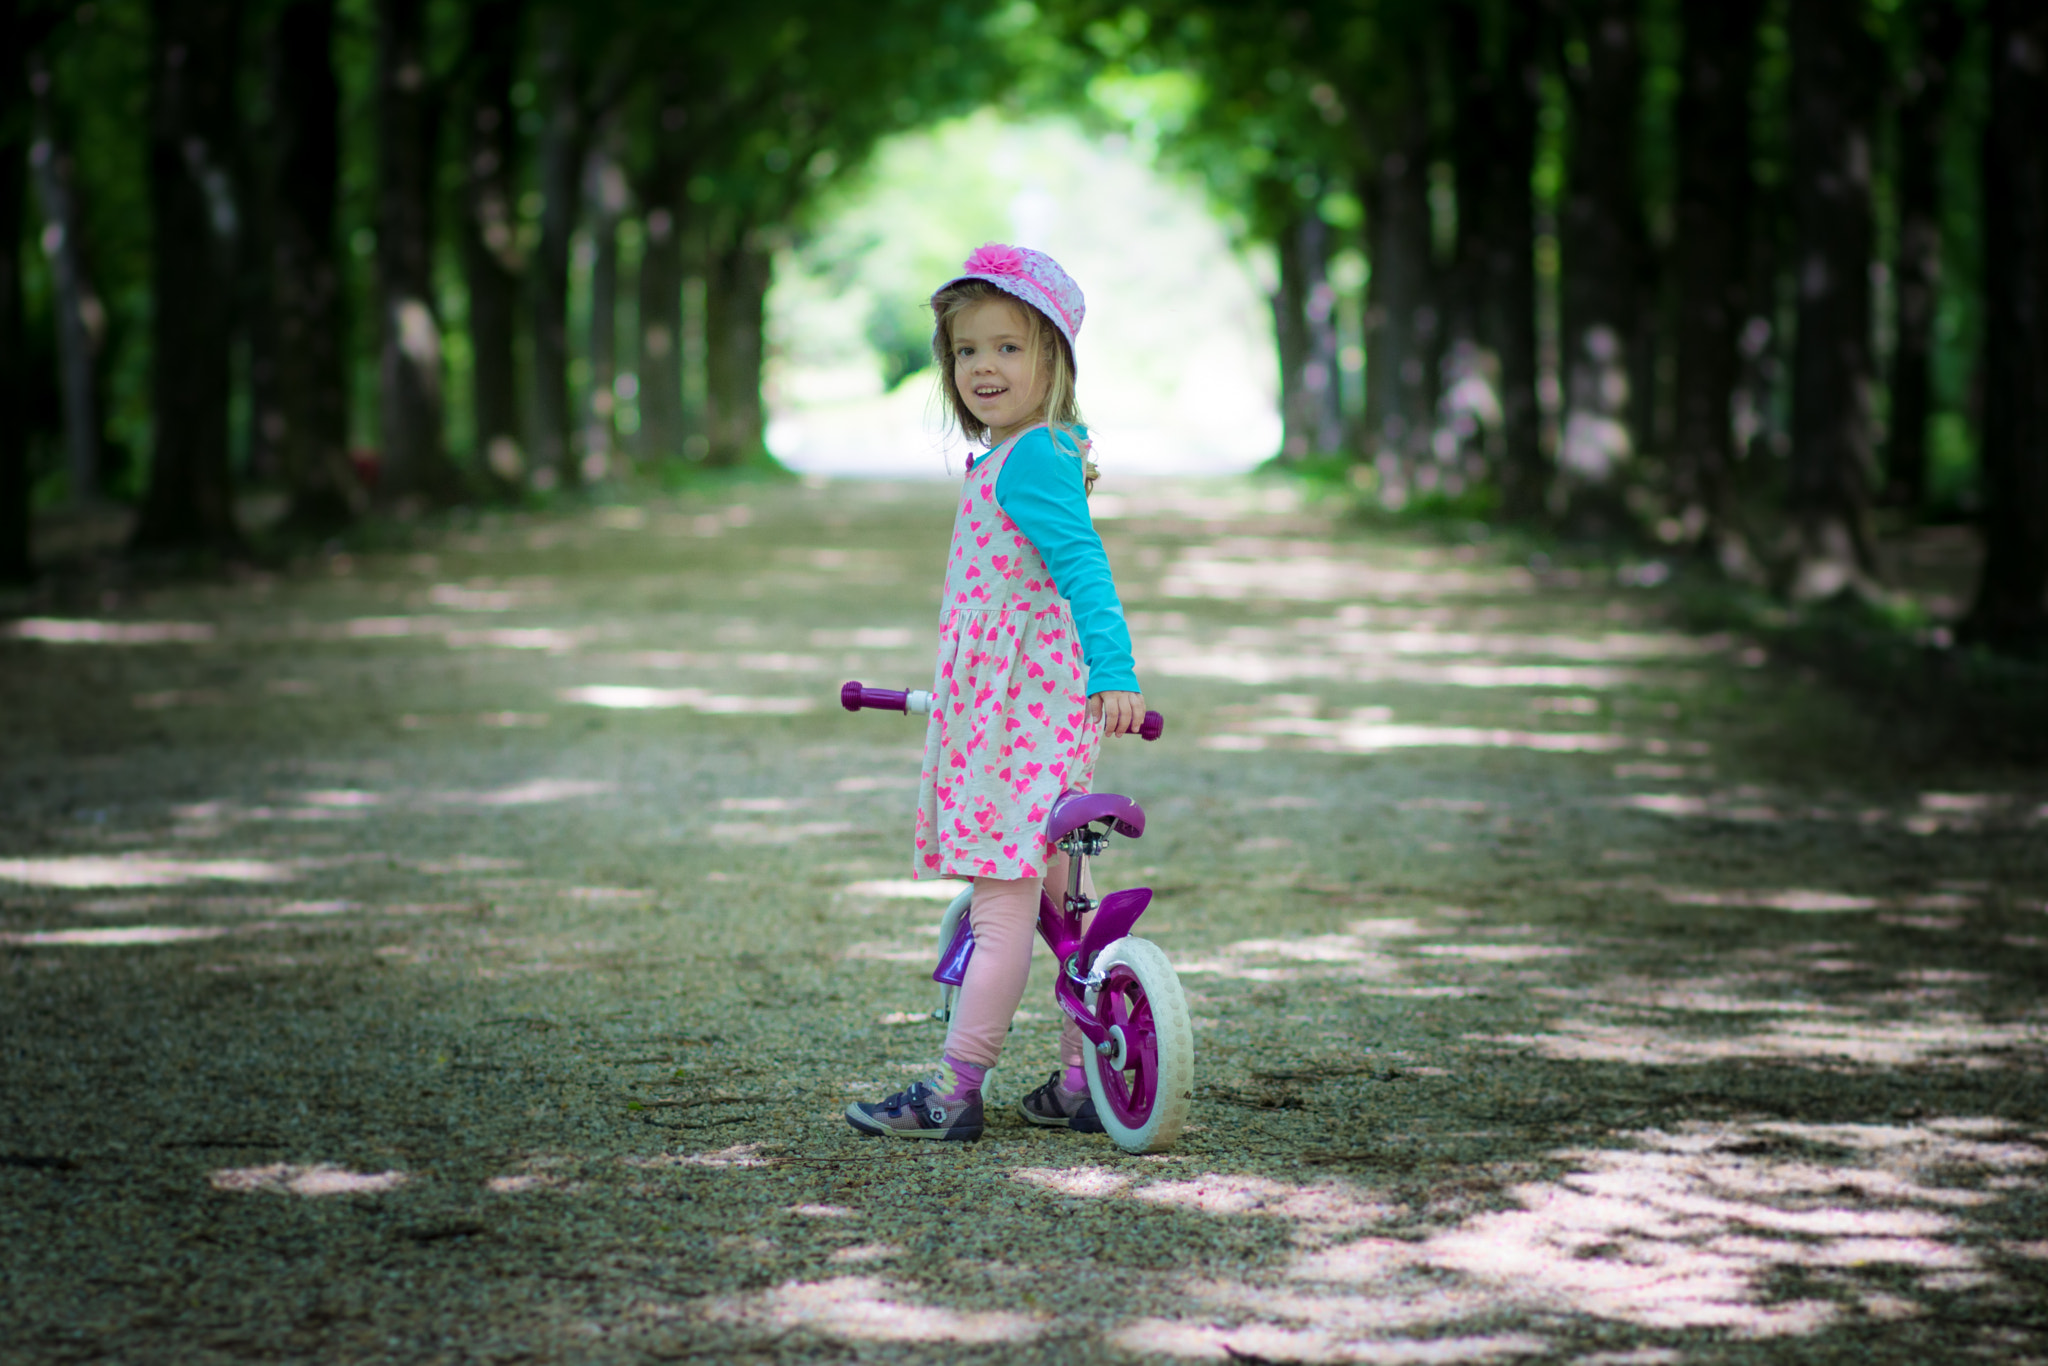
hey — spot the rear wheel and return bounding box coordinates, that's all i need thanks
[1082,937,1194,1153]
[932,886,974,1023]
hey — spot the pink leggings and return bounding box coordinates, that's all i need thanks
[942,848,1093,1071]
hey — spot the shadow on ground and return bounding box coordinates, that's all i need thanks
[3,479,2044,1364]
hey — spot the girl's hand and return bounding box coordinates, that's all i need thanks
[1089,690,1145,736]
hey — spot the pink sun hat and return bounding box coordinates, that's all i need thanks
[933,243,1086,366]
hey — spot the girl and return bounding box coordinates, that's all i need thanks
[846,244,1144,1143]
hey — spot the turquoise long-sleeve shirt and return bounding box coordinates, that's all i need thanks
[967,425,1141,697]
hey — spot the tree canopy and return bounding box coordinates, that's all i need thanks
[3,0,2045,646]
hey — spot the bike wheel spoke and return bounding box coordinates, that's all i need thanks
[1105,975,1137,1032]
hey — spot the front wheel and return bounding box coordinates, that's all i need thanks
[1082,937,1194,1153]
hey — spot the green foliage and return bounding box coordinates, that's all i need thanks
[1637,0,1684,251]
[3,0,2010,654]
[1046,0,1364,248]
[1668,554,2048,759]
[33,0,152,489]
[641,0,1017,242]
[645,450,795,493]
[1925,412,1979,518]
[865,298,931,392]
[1257,448,1504,527]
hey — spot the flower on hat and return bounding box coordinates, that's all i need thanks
[963,243,1027,276]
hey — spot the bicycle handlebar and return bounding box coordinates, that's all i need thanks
[840,680,1164,741]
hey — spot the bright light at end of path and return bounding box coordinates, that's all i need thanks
[765,113,1280,477]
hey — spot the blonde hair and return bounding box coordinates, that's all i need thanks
[931,281,1086,474]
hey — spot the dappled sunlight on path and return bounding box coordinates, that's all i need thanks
[3,479,2044,1363]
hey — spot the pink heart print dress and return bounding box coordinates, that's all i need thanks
[914,427,1102,881]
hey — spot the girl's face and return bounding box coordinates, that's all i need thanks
[949,298,1047,445]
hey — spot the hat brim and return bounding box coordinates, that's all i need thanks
[932,274,1081,375]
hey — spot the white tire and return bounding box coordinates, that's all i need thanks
[932,885,975,1023]
[1082,937,1194,1153]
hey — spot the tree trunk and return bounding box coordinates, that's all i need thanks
[1301,212,1342,455]
[1272,234,1304,461]
[633,91,688,464]
[636,199,684,462]
[234,69,280,492]
[263,0,356,532]
[1964,0,2048,646]
[1885,0,1964,510]
[0,0,30,582]
[682,267,707,457]
[238,172,281,487]
[1732,148,1789,473]
[1446,0,1541,516]
[584,125,627,477]
[1444,0,1497,498]
[1556,0,1646,532]
[1784,0,1880,600]
[1485,1,1544,522]
[703,224,769,469]
[1261,205,1327,458]
[1671,0,1762,575]
[1360,95,1438,507]
[134,0,245,553]
[531,6,584,489]
[28,51,105,507]
[373,0,456,506]
[458,0,524,491]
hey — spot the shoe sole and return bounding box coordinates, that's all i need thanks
[844,1103,982,1142]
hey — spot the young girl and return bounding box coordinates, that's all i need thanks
[846,244,1144,1143]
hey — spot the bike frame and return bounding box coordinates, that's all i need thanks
[929,806,1157,1049]
[843,680,1163,1053]
[1038,824,1155,1049]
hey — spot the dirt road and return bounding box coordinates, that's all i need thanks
[3,478,2044,1364]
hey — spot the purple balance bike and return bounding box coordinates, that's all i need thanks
[840,681,1195,1153]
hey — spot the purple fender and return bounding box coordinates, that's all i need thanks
[1078,887,1152,969]
[933,913,975,986]
[1041,886,1155,1048]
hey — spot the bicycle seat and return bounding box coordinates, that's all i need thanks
[1045,790,1145,842]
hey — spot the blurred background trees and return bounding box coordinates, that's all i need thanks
[0,0,2043,648]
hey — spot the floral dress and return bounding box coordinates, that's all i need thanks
[914,428,1101,881]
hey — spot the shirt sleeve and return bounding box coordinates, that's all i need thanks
[993,426,1141,696]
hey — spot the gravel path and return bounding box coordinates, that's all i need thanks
[3,479,2045,1365]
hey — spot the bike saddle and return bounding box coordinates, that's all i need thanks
[1044,790,1145,842]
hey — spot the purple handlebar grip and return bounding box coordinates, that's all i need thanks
[840,681,909,713]
[844,680,1158,737]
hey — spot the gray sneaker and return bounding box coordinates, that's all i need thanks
[845,1082,984,1142]
[1018,1071,1104,1133]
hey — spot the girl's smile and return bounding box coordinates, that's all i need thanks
[950,298,1048,445]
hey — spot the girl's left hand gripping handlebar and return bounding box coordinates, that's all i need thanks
[840,681,1164,741]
